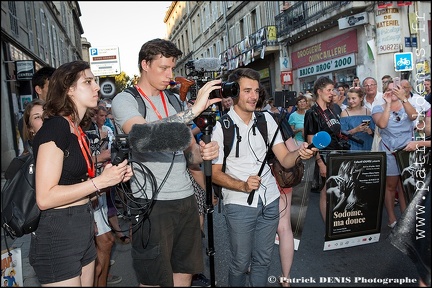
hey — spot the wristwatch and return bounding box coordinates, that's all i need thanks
[402,98,408,103]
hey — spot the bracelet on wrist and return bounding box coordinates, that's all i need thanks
[90,178,101,196]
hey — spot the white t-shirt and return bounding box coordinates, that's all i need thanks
[363,92,384,111]
[212,110,283,207]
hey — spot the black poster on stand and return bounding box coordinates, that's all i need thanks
[394,147,431,204]
[323,152,386,251]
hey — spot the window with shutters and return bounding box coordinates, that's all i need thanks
[8,1,18,36]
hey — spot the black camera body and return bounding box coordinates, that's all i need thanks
[185,59,238,100]
[189,79,239,100]
[111,134,130,165]
[210,81,239,99]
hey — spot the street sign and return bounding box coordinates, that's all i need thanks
[280,71,293,85]
[338,12,369,30]
[89,46,121,76]
[404,37,417,48]
[99,77,116,98]
[15,60,35,80]
[297,53,356,78]
[394,52,413,71]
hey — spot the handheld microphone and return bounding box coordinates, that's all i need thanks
[193,58,221,72]
[129,122,192,153]
[307,131,331,149]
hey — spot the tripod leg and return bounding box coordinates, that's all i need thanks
[201,133,216,287]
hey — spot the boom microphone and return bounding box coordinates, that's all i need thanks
[307,131,331,149]
[193,58,221,72]
[129,122,192,153]
[341,130,364,145]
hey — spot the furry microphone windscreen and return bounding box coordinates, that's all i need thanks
[129,122,192,153]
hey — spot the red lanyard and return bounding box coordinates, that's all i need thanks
[68,116,95,178]
[135,85,168,120]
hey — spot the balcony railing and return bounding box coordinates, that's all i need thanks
[220,25,278,70]
[275,1,350,38]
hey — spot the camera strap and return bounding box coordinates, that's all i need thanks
[315,104,343,139]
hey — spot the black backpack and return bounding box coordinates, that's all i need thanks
[124,86,184,116]
[214,110,294,199]
[1,148,40,239]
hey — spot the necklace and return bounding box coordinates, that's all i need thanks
[67,116,95,178]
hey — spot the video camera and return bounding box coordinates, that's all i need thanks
[111,134,130,165]
[185,58,239,100]
[86,130,109,153]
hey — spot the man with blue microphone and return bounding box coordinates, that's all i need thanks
[211,68,316,287]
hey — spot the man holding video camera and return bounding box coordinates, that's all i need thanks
[111,38,222,287]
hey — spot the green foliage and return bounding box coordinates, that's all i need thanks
[114,71,131,92]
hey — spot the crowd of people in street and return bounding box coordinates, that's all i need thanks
[8,36,431,287]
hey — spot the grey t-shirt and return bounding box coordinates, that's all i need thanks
[111,90,193,200]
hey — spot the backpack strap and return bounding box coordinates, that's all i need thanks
[164,89,184,113]
[125,86,147,118]
[124,86,184,119]
[218,111,271,171]
[215,112,269,201]
[253,111,268,146]
[218,113,236,173]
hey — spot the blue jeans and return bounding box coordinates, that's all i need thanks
[224,197,280,287]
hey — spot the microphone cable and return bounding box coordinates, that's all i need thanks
[121,153,175,217]
[89,128,176,247]
[93,158,159,243]
[112,153,176,248]
[245,121,292,221]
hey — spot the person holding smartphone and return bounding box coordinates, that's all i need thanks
[340,87,375,151]
[351,76,360,88]
[372,79,417,228]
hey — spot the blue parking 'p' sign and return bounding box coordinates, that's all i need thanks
[394,52,413,72]
[90,48,98,56]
